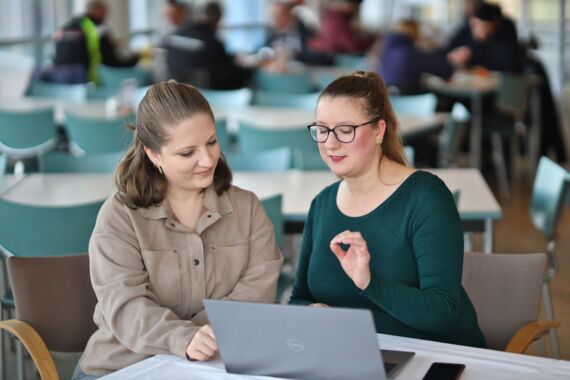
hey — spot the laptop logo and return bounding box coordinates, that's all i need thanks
[286,338,305,352]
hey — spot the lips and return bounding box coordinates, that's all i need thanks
[195,167,213,176]
[329,155,346,163]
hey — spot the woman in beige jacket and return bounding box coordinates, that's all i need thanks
[74,81,283,378]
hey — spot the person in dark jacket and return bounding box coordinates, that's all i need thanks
[53,0,139,84]
[447,2,523,73]
[163,1,251,89]
[379,20,453,94]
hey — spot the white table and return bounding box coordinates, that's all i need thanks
[215,105,448,140]
[0,169,501,252]
[100,333,570,380]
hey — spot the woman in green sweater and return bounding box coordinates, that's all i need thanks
[289,71,485,348]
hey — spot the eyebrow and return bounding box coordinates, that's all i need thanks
[174,133,217,153]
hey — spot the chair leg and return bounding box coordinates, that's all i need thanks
[490,132,511,198]
[16,341,24,380]
[542,282,560,359]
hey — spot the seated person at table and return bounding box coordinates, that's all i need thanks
[378,19,453,94]
[74,81,283,379]
[447,2,523,73]
[289,71,485,348]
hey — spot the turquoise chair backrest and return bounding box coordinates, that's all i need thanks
[530,156,570,238]
[28,81,88,103]
[390,93,437,116]
[226,147,292,172]
[38,152,123,173]
[215,119,233,154]
[0,154,6,176]
[335,54,366,70]
[260,194,283,248]
[237,122,315,154]
[65,112,134,154]
[254,70,313,94]
[0,198,104,257]
[495,73,531,117]
[0,107,56,152]
[99,65,148,89]
[292,150,328,170]
[253,91,320,110]
[201,88,252,107]
[87,85,120,100]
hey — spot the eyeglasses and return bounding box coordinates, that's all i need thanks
[307,118,379,143]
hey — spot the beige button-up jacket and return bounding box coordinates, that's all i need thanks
[80,185,283,376]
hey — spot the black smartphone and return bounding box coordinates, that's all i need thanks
[422,362,466,380]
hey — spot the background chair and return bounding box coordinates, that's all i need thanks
[389,93,437,116]
[0,154,5,176]
[253,70,313,94]
[462,252,559,354]
[438,102,469,168]
[334,54,366,70]
[225,147,292,172]
[64,111,134,154]
[215,119,233,154]
[201,88,252,107]
[528,156,570,358]
[253,91,319,110]
[237,121,316,155]
[38,152,122,173]
[0,254,97,380]
[99,65,148,89]
[28,81,88,103]
[259,194,291,303]
[0,107,57,169]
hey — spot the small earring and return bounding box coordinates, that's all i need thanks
[155,165,163,174]
[376,139,383,145]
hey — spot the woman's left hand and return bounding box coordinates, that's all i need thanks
[330,230,371,290]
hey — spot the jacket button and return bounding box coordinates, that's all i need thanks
[193,259,200,266]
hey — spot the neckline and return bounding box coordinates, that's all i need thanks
[334,170,421,220]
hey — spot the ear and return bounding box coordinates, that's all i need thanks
[375,120,387,142]
[143,146,161,168]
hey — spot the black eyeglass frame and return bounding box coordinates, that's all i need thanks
[306,117,381,143]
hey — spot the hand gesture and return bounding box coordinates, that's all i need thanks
[330,230,371,290]
[186,324,217,361]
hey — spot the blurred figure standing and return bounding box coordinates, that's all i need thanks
[163,1,252,89]
[53,0,139,84]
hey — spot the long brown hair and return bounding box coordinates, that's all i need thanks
[116,81,232,209]
[318,71,407,166]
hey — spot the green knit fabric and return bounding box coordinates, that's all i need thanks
[80,17,101,84]
[290,171,486,348]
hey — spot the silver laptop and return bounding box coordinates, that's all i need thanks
[204,299,414,380]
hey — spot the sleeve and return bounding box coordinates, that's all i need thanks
[360,181,465,336]
[222,194,283,303]
[89,201,200,359]
[289,200,316,305]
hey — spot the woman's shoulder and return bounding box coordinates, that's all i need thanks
[404,170,448,194]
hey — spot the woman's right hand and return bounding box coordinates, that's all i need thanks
[309,303,329,308]
[186,324,217,361]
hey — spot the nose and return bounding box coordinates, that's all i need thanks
[198,146,216,167]
[323,131,340,149]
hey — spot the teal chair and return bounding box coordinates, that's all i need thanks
[38,152,123,173]
[28,81,88,103]
[390,93,437,116]
[0,199,103,379]
[215,119,233,154]
[335,54,366,70]
[99,65,148,89]
[0,107,57,164]
[201,88,252,107]
[86,85,120,100]
[254,70,313,94]
[404,146,415,167]
[253,91,320,110]
[237,122,316,154]
[259,194,290,303]
[226,147,292,172]
[293,150,328,171]
[65,112,134,154]
[0,154,5,176]
[529,156,570,358]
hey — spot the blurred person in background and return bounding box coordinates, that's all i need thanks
[379,20,453,95]
[163,1,252,89]
[447,2,523,73]
[52,0,139,84]
[310,0,375,55]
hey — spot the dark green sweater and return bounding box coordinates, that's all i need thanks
[290,171,486,348]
